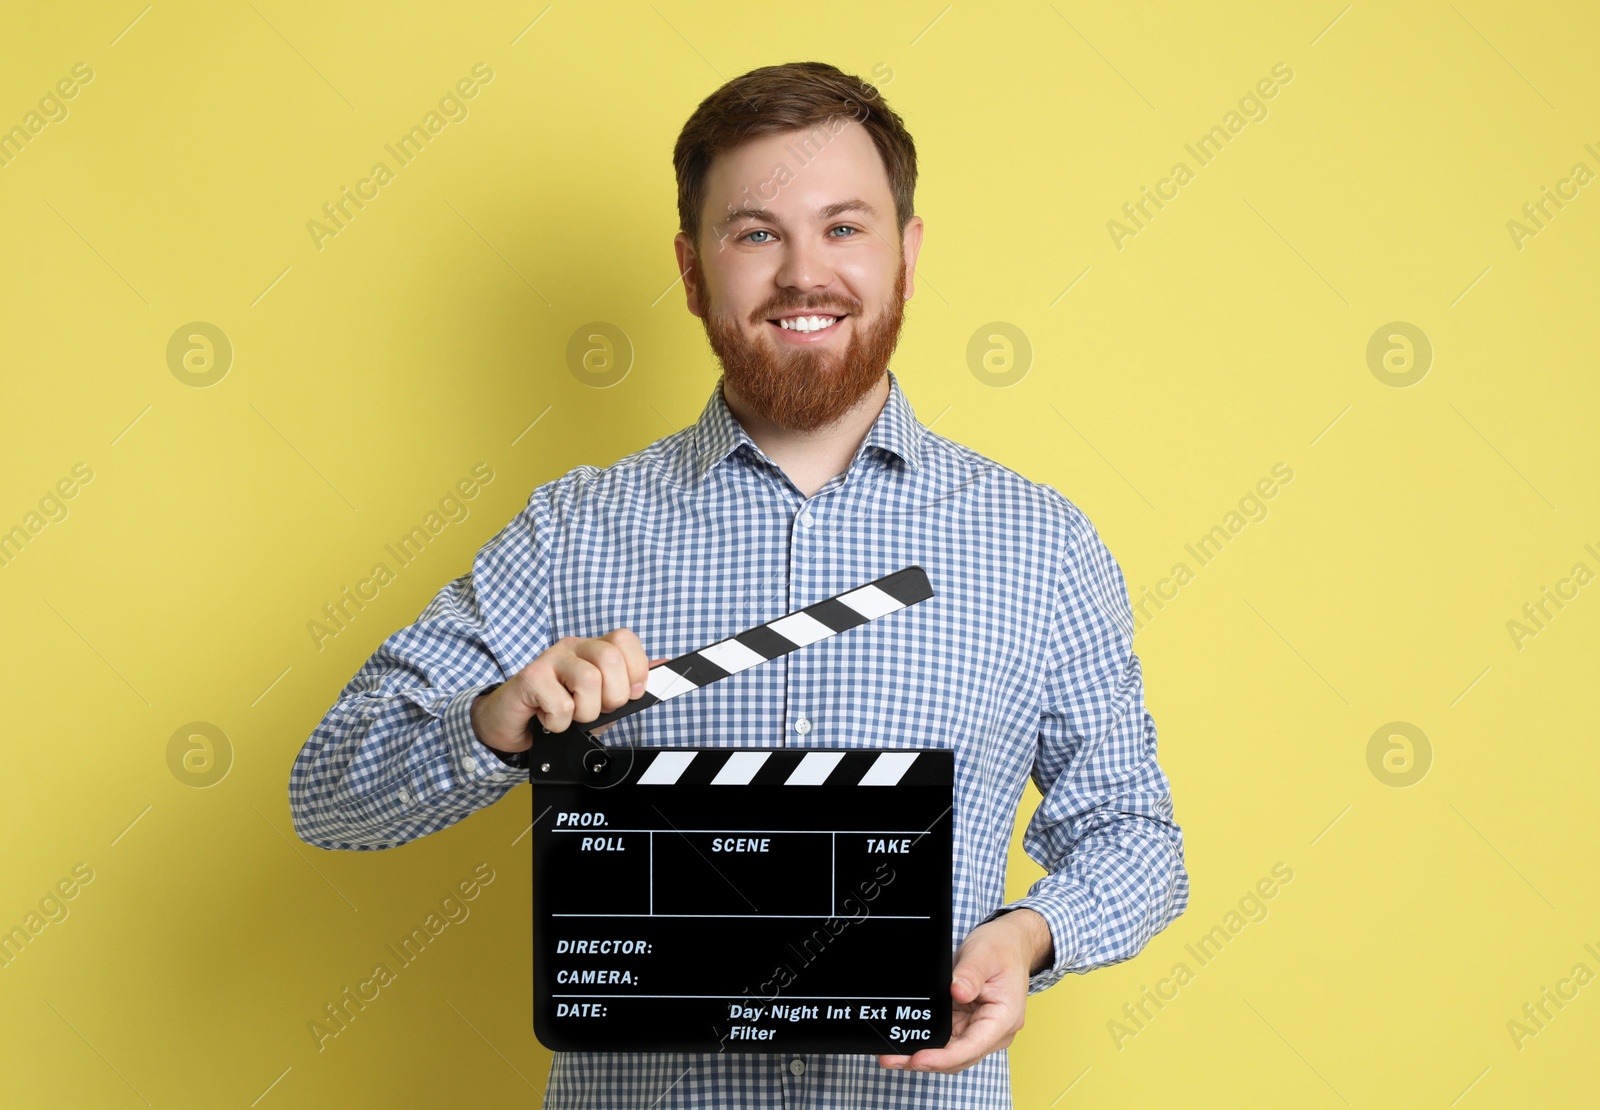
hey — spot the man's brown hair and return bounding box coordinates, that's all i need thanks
[673,61,916,250]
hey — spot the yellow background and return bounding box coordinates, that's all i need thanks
[2,0,1596,1106]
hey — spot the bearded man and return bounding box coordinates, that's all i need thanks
[290,60,1188,1110]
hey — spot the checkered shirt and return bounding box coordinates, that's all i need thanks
[289,369,1190,1108]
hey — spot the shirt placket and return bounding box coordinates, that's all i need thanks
[782,466,852,749]
[785,490,817,748]
[780,1050,809,1105]
[778,466,860,1105]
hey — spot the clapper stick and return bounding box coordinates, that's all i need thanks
[526,565,933,784]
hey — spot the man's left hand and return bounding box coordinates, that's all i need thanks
[877,908,1054,1074]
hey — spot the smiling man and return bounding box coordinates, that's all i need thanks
[685,149,910,496]
[291,61,1188,1109]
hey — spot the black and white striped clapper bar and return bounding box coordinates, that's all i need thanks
[529,565,954,1054]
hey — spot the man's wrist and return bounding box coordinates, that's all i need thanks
[437,683,528,785]
[993,907,1055,976]
[470,685,532,768]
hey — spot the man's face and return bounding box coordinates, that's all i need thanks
[674,121,923,432]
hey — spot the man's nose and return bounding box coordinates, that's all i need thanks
[773,232,835,292]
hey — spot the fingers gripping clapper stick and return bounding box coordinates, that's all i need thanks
[520,565,935,786]
[526,565,956,1054]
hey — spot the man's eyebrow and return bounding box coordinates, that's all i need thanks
[716,198,879,227]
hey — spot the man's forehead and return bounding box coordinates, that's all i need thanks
[702,124,893,226]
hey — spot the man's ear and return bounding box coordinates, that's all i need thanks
[673,232,706,319]
[900,215,925,302]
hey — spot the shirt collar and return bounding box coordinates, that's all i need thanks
[691,370,925,484]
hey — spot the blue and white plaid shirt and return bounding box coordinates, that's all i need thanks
[290,369,1189,1108]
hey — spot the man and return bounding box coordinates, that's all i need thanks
[290,60,1188,1108]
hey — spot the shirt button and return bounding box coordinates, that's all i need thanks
[398,787,414,804]
[489,772,507,783]
[800,511,815,528]
[794,717,811,735]
[789,1057,806,1076]
[462,755,479,774]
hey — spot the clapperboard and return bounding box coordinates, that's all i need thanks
[528,566,954,1054]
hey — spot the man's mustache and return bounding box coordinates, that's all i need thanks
[753,300,861,321]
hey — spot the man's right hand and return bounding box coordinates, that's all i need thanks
[469,630,666,754]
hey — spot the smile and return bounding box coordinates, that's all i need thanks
[771,315,843,333]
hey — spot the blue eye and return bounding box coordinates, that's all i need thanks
[829,226,857,237]
[742,229,774,243]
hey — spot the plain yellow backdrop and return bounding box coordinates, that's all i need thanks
[1,1,1596,1106]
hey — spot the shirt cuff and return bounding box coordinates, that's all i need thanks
[982,892,1083,994]
[440,682,529,787]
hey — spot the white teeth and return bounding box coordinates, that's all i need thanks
[779,315,838,332]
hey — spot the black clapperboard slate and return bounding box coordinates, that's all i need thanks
[527,566,953,1054]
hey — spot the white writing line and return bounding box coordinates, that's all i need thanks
[550,913,930,920]
[550,998,934,1010]
[549,828,929,835]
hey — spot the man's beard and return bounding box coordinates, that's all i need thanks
[698,261,907,433]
